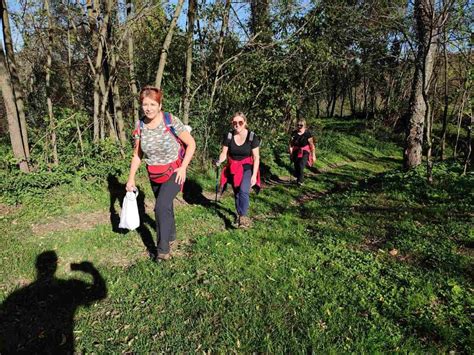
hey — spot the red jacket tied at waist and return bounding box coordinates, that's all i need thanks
[220,156,261,191]
[292,144,314,167]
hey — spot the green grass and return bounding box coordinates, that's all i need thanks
[1,118,472,352]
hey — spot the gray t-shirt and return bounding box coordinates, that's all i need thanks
[140,114,186,165]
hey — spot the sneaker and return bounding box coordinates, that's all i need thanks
[169,240,177,252]
[156,252,171,262]
[238,215,252,229]
[233,215,240,227]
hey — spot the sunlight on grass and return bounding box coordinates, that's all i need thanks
[1,119,472,352]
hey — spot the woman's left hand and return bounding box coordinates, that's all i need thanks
[251,175,257,187]
[174,166,187,185]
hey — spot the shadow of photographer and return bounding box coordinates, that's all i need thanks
[0,251,107,354]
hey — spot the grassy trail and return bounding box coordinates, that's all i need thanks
[1,121,472,353]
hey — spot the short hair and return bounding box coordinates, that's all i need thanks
[139,86,163,104]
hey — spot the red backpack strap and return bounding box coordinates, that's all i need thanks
[133,120,144,140]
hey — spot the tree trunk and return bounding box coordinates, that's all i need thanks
[93,0,112,142]
[126,0,139,123]
[66,22,76,106]
[180,0,196,125]
[250,0,271,43]
[348,85,356,115]
[45,0,58,165]
[426,79,438,183]
[340,90,345,117]
[99,72,109,141]
[330,85,337,118]
[440,31,449,160]
[112,70,126,145]
[370,84,376,118]
[208,0,231,112]
[109,2,125,145]
[1,0,30,161]
[325,95,331,117]
[463,115,472,175]
[454,88,468,158]
[155,0,185,89]
[363,75,368,117]
[403,0,438,170]
[0,41,29,172]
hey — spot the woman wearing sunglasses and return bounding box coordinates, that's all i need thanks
[289,119,316,186]
[215,112,260,228]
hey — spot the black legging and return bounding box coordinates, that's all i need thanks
[150,173,181,255]
[293,151,309,184]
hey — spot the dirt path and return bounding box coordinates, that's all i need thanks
[28,159,371,237]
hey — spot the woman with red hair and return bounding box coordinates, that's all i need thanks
[126,86,196,262]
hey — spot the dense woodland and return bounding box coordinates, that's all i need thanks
[0,0,472,193]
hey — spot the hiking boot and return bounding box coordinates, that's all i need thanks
[156,252,171,262]
[238,215,252,229]
[169,240,177,252]
[234,215,240,227]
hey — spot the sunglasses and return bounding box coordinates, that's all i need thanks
[232,120,245,127]
[297,124,304,127]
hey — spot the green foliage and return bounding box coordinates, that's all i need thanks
[0,108,129,204]
[1,119,472,352]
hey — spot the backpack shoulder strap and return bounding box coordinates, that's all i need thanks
[163,112,178,138]
[163,112,172,126]
[135,119,144,138]
[249,131,255,143]
[226,131,233,145]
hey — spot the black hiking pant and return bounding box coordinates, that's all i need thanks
[150,173,181,255]
[293,151,309,184]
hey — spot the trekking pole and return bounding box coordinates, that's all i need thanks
[214,163,220,206]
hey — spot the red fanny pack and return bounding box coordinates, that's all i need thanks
[147,159,182,184]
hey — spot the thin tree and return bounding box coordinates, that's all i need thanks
[180,0,196,125]
[92,0,112,142]
[208,0,231,112]
[1,0,30,161]
[155,0,185,89]
[0,41,29,172]
[439,26,452,161]
[45,0,58,165]
[126,0,139,123]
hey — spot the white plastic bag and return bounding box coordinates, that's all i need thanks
[119,190,140,230]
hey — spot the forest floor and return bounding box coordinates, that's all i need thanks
[0,118,472,353]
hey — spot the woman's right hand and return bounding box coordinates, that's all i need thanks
[126,179,136,192]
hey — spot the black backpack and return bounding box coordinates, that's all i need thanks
[225,130,256,145]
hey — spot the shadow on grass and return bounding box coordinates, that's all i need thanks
[183,178,236,230]
[0,251,107,353]
[107,174,156,258]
